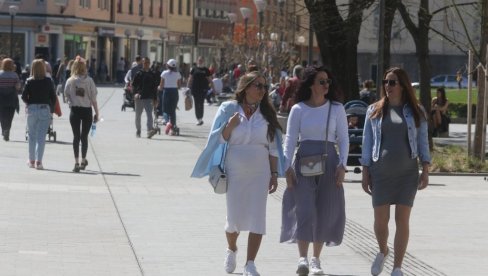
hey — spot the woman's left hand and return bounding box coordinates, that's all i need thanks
[418,170,429,190]
[268,175,278,194]
[335,166,346,187]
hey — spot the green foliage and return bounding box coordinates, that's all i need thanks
[431,145,488,172]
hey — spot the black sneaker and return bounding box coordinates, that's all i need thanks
[147,129,157,139]
[73,163,80,173]
[80,159,88,170]
[136,130,141,138]
[196,120,204,126]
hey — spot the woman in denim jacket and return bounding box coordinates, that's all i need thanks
[360,67,430,276]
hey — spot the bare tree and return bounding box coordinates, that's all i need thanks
[304,0,375,101]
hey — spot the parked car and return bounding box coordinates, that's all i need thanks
[411,74,476,89]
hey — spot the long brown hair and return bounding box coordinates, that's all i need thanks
[296,66,343,103]
[370,67,425,127]
[234,71,282,141]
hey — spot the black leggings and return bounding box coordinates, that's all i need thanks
[70,106,92,159]
[0,106,15,133]
[193,89,206,120]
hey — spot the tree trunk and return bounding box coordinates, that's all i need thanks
[473,0,488,159]
[305,0,375,102]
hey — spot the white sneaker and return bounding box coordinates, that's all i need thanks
[243,260,260,276]
[296,257,309,275]
[224,248,237,273]
[310,257,323,275]
[371,250,389,276]
[391,268,404,276]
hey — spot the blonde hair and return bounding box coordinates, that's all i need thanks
[1,58,15,72]
[31,59,47,80]
[71,60,87,76]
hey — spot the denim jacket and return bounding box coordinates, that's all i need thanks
[360,104,431,167]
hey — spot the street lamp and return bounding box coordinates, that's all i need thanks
[136,29,144,55]
[159,30,167,62]
[9,5,19,58]
[297,35,306,62]
[253,0,266,44]
[124,29,131,66]
[277,0,286,16]
[227,12,237,42]
[240,7,252,55]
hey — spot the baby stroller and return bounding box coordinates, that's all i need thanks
[344,100,368,168]
[121,84,135,111]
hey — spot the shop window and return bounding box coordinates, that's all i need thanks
[79,0,90,8]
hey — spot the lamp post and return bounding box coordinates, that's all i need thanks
[124,29,131,67]
[136,29,144,56]
[240,7,252,56]
[253,0,266,67]
[297,35,306,63]
[9,5,19,58]
[227,12,237,42]
[159,30,167,62]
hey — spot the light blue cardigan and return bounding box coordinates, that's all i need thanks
[191,100,286,178]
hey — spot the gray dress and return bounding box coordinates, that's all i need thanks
[370,105,418,207]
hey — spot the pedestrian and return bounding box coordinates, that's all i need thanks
[64,57,100,173]
[456,70,463,90]
[117,57,126,84]
[281,66,349,275]
[191,71,286,276]
[21,59,57,169]
[0,58,21,141]
[98,60,108,83]
[187,56,212,126]
[158,59,181,135]
[280,65,304,113]
[131,57,159,138]
[359,79,376,104]
[360,67,430,276]
[431,87,450,136]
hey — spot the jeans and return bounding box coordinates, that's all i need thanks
[158,90,168,122]
[163,88,179,126]
[27,104,52,161]
[70,106,92,159]
[135,98,154,132]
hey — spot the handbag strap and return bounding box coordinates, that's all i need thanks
[324,101,332,157]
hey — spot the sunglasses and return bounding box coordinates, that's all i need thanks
[382,79,398,86]
[319,79,332,85]
[252,83,269,91]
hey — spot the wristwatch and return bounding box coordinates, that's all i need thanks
[271,172,279,177]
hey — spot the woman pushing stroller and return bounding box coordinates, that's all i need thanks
[158,59,181,136]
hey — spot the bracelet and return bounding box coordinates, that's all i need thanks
[271,172,278,177]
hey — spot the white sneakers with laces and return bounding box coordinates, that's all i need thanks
[243,260,260,276]
[310,257,324,275]
[224,248,237,273]
[371,250,389,276]
[296,257,309,275]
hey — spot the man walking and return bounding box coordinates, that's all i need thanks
[187,56,212,126]
[132,57,160,138]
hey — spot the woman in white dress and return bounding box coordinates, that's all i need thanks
[192,71,285,276]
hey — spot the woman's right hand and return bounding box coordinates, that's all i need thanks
[361,167,372,195]
[285,167,296,189]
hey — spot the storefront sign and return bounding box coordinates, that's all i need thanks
[41,24,63,34]
[36,34,49,47]
[98,27,115,37]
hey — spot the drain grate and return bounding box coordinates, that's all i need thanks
[273,179,446,276]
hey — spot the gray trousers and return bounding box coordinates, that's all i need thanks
[135,98,154,132]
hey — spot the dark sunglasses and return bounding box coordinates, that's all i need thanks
[319,79,332,85]
[252,83,269,91]
[382,79,398,86]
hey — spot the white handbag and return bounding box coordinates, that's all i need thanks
[208,143,228,194]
